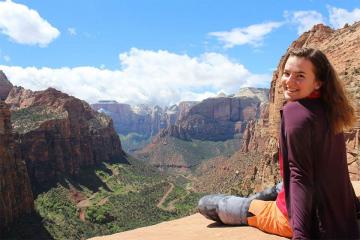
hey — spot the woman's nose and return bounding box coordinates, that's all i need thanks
[285,74,297,85]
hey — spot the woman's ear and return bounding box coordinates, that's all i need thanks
[315,81,322,90]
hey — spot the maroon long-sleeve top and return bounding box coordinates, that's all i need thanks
[279,98,359,239]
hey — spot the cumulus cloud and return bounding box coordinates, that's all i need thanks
[328,6,360,29]
[284,10,325,35]
[0,0,60,46]
[209,22,284,48]
[0,48,271,106]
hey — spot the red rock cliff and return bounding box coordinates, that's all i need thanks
[0,101,34,232]
[5,86,126,192]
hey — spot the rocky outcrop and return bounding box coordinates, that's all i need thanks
[0,70,13,100]
[5,87,126,192]
[166,96,265,141]
[89,213,287,240]
[0,101,34,232]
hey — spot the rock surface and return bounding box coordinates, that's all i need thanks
[5,86,126,192]
[0,70,13,100]
[155,92,268,143]
[0,101,33,232]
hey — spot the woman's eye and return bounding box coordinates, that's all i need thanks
[283,72,290,77]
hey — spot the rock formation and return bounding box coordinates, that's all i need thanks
[162,95,266,141]
[0,70,12,100]
[135,91,268,172]
[5,86,126,192]
[91,101,198,138]
[236,87,269,103]
[0,100,34,232]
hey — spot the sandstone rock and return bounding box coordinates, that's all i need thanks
[6,86,126,192]
[0,101,33,232]
[173,96,263,141]
[236,87,269,103]
[0,70,13,100]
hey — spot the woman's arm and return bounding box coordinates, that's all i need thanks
[283,103,315,239]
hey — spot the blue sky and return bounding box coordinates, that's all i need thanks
[0,0,359,106]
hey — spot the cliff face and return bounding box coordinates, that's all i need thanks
[5,87,126,192]
[91,101,198,138]
[242,22,360,190]
[135,92,267,172]
[0,101,34,231]
[0,70,12,100]
[166,96,264,141]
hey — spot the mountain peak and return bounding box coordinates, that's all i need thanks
[0,70,13,100]
[236,87,269,102]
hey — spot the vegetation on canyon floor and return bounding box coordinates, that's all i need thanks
[5,156,205,240]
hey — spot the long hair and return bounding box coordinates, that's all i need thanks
[280,47,356,134]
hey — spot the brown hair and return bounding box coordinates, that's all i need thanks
[281,47,356,134]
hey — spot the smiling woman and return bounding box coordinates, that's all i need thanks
[281,56,322,101]
[198,48,360,239]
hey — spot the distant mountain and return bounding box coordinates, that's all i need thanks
[92,88,269,142]
[92,101,198,138]
[236,87,269,102]
[0,70,13,100]
[135,91,269,172]
[160,94,268,141]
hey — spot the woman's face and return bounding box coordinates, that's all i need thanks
[281,56,322,101]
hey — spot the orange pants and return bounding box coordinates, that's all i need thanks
[247,200,293,238]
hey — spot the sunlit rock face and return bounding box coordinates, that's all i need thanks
[0,70,13,100]
[5,86,126,192]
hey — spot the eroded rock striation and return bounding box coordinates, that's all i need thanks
[163,94,268,141]
[0,70,12,100]
[0,101,34,232]
[5,86,126,192]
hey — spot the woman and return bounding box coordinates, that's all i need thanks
[198,48,360,239]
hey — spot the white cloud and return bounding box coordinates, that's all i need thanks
[0,0,60,46]
[67,27,77,36]
[284,10,325,35]
[328,6,360,29]
[209,22,284,48]
[0,48,271,106]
